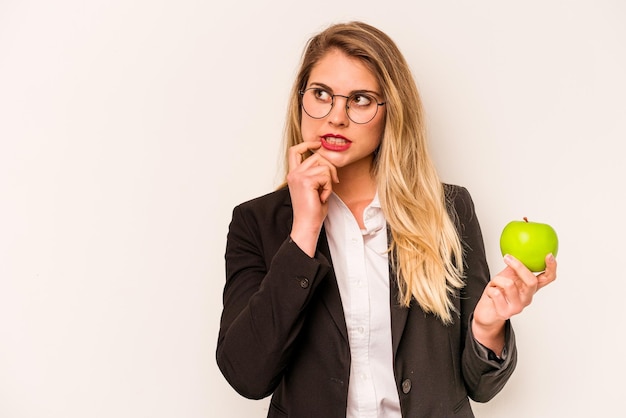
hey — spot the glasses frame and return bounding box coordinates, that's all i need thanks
[299,88,386,124]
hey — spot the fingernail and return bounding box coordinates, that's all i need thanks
[503,254,512,263]
[547,253,555,263]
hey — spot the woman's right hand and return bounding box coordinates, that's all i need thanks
[286,141,339,257]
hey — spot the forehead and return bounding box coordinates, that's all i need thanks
[308,49,380,92]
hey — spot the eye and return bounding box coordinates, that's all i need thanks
[350,93,374,108]
[312,88,332,103]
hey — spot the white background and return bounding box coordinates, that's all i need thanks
[1,1,624,417]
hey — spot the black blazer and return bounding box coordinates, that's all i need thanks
[217,184,517,418]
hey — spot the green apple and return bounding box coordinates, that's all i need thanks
[500,217,558,272]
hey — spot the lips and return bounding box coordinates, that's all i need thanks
[321,134,352,151]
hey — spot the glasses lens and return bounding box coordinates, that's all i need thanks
[302,89,332,119]
[347,93,378,124]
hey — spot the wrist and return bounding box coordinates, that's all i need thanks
[472,318,506,356]
[289,227,321,258]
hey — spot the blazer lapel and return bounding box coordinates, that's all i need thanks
[317,227,349,343]
[389,264,409,357]
[388,229,409,356]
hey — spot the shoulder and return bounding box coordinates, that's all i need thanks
[235,186,290,210]
[444,183,474,212]
[231,186,292,223]
[227,187,293,253]
[443,183,479,231]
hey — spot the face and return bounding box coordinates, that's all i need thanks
[301,49,385,173]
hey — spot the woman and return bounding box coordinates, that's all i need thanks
[217,21,557,418]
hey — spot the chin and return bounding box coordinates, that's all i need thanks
[316,150,348,165]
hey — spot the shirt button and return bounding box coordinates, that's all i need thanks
[357,326,364,334]
[402,379,412,394]
[298,277,309,289]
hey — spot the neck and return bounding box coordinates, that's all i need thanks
[334,160,376,197]
[333,162,377,228]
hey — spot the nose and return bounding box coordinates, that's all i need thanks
[327,95,350,126]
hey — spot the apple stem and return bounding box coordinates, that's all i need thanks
[523,217,528,223]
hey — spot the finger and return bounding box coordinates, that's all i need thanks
[289,163,335,201]
[493,265,517,281]
[484,284,513,319]
[503,254,539,290]
[489,274,522,305]
[288,141,322,170]
[308,164,335,201]
[319,181,333,203]
[320,157,339,184]
[297,153,340,184]
[491,262,536,310]
[536,253,557,290]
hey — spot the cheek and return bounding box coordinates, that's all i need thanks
[300,118,316,141]
[369,120,385,147]
[370,134,383,151]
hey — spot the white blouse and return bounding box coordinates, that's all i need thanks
[324,192,402,418]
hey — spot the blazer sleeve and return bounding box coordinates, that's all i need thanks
[216,201,331,400]
[464,314,517,401]
[450,186,518,402]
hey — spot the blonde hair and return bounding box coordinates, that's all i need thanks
[283,21,465,324]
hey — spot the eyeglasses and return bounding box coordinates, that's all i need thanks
[299,87,386,124]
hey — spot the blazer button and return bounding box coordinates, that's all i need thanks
[402,379,412,394]
[298,277,310,289]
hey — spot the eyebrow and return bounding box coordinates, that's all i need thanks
[307,82,383,98]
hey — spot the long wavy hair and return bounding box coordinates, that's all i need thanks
[282,21,465,324]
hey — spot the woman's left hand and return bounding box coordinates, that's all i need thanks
[472,253,557,352]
